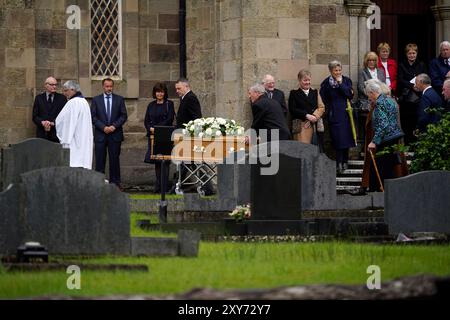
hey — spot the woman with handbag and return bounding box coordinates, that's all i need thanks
[144,82,175,193]
[289,69,325,150]
[397,43,427,144]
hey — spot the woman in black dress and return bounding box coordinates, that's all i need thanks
[397,43,427,144]
[144,82,175,193]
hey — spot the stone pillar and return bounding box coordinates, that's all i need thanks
[344,0,372,84]
[0,0,36,147]
[432,0,450,52]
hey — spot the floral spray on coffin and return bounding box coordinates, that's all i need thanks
[172,117,247,163]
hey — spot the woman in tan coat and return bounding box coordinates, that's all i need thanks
[289,69,325,146]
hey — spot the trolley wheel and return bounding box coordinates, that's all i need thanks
[197,186,206,196]
[175,187,184,195]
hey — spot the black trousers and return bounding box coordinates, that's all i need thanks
[95,137,122,184]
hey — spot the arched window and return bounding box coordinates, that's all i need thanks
[90,0,122,79]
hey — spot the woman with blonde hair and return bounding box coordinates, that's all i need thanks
[358,51,386,110]
[377,42,398,95]
[288,69,325,148]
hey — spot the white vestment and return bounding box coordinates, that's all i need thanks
[56,96,94,169]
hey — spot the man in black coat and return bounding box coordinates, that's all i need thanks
[443,79,450,112]
[262,74,288,117]
[249,84,291,142]
[174,78,214,195]
[32,77,67,142]
[175,78,202,128]
[91,78,128,190]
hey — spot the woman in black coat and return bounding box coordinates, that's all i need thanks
[144,82,175,193]
[397,43,427,144]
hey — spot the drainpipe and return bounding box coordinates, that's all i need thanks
[179,0,187,78]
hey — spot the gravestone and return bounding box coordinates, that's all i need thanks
[1,139,69,190]
[250,141,336,212]
[0,167,130,255]
[251,153,301,220]
[0,184,24,255]
[385,171,450,234]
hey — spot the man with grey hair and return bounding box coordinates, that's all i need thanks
[32,76,67,142]
[429,41,450,95]
[55,80,93,169]
[443,79,450,112]
[248,83,291,142]
[262,74,288,117]
[414,73,443,133]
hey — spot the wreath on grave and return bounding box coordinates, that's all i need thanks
[229,204,251,222]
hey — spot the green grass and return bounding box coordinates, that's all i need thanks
[130,213,176,238]
[1,241,449,299]
[128,193,183,200]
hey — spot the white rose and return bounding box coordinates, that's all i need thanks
[205,128,213,136]
[216,130,222,137]
[198,132,204,138]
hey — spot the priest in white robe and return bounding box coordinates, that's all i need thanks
[56,80,94,169]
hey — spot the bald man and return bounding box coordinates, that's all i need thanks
[32,77,67,142]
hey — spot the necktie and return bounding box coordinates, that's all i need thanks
[106,95,111,123]
[48,94,53,103]
[269,91,273,99]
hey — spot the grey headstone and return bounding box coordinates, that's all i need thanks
[0,184,23,255]
[385,171,450,234]
[19,167,130,255]
[178,230,201,257]
[131,237,179,257]
[251,153,302,220]
[1,139,69,190]
[249,141,337,211]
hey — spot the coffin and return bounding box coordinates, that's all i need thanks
[171,133,247,163]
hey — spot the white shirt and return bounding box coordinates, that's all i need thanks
[182,90,191,100]
[302,89,310,96]
[56,96,94,169]
[423,86,432,96]
[382,61,391,87]
[368,68,378,79]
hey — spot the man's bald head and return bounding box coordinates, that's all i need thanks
[262,74,276,91]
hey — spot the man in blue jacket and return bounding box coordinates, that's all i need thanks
[91,78,128,190]
[415,73,444,133]
[429,41,450,96]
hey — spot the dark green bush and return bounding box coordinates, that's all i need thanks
[410,112,450,173]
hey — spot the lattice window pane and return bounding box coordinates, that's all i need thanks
[90,0,122,79]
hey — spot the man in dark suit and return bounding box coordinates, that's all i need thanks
[249,84,291,142]
[429,41,450,96]
[175,78,202,128]
[91,78,128,190]
[415,73,444,133]
[262,74,288,117]
[443,79,450,112]
[32,77,67,142]
[174,78,214,195]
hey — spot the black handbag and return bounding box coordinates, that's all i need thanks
[402,88,420,104]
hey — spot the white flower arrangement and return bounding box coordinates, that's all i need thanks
[229,204,251,221]
[183,117,245,138]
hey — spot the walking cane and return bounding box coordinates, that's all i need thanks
[369,149,384,192]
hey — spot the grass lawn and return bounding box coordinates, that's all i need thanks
[0,213,449,299]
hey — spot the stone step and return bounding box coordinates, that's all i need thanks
[336,177,362,183]
[336,185,361,191]
[340,169,363,175]
[348,160,364,166]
